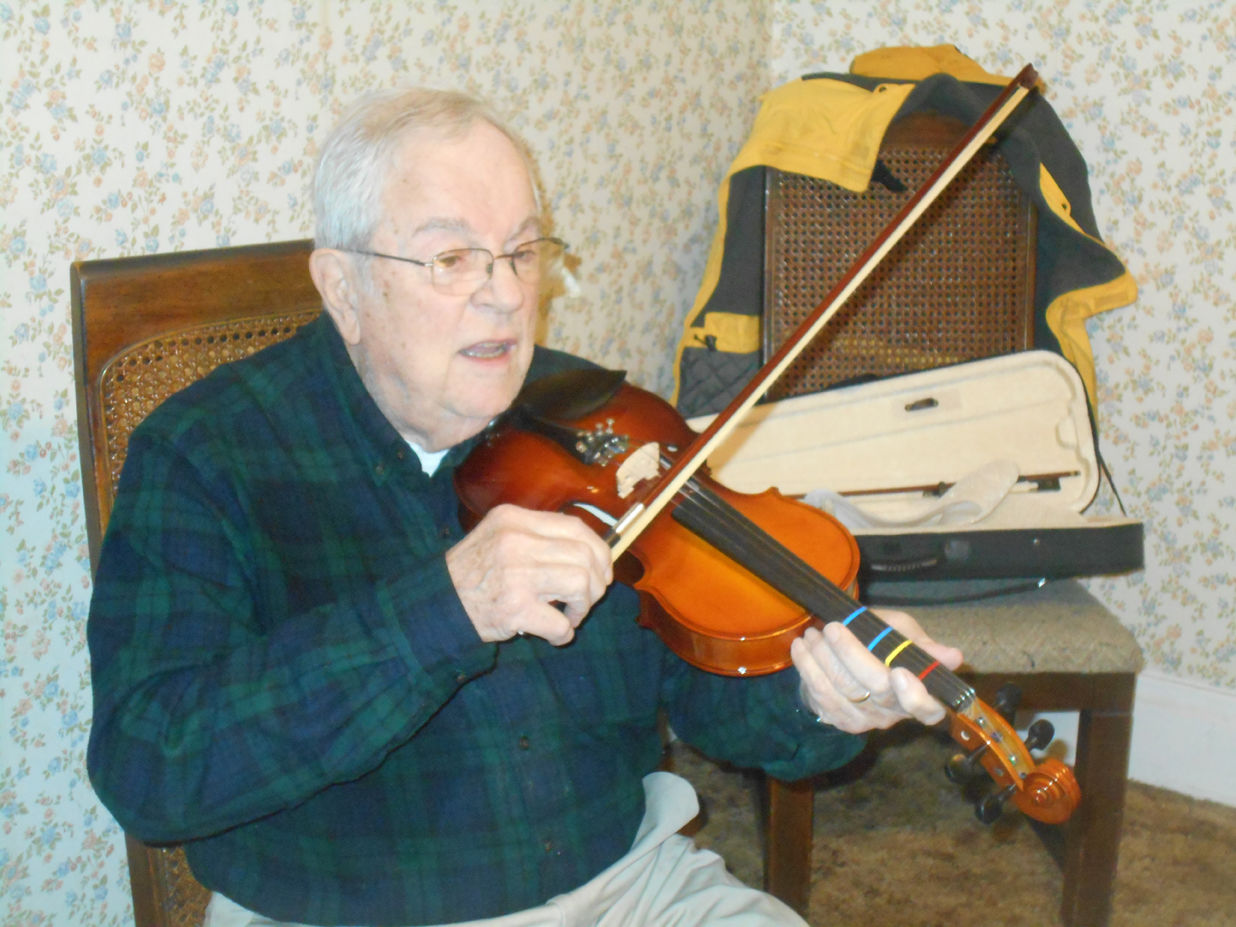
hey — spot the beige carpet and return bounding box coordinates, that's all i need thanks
[672,726,1236,926]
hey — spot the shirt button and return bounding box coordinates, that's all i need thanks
[439,525,453,539]
[518,735,531,750]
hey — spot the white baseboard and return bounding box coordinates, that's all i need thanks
[1025,670,1236,807]
[1126,670,1236,806]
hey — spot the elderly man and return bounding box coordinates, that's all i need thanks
[87,88,961,927]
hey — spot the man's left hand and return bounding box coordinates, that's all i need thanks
[790,609,963,734]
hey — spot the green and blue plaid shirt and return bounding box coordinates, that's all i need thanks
[86,314,862,925]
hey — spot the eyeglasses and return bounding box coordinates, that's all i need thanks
[345,236,567,296]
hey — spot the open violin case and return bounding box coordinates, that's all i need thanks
[687,350,1143,585]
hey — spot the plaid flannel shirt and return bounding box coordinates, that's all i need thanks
[86,314,862,925]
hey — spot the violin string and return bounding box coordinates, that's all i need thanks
[654,460,850,608]
[667,473,973,707]
[669,473,857,613]
[672,478,972,705]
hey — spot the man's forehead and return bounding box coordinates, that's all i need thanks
[383,125,538,238]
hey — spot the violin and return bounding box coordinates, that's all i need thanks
[455,368,1080,824]
[457,62,1080,824]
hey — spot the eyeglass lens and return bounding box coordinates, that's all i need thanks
[431,238,563,293]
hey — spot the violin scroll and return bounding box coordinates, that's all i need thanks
[946,693,1081,824]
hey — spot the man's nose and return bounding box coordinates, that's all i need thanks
[475,258,526,313]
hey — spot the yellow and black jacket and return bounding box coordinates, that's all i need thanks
[673,46,1136,418]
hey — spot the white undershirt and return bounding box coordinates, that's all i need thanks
[406,439,448,476]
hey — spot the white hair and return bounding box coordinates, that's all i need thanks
[312,87,538,251]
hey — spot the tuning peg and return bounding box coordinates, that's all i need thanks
[992,683,1022,721]
[1023,718,1055,752]
[976,784,1018,824]
[945,742,989,783]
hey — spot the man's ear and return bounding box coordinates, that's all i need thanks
[309,248,362,345]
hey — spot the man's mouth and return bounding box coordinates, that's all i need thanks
[460,340,514,359]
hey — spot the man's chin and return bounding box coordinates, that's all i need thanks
[445,394,522,444]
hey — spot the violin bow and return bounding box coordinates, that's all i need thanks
[608,64,1040,558]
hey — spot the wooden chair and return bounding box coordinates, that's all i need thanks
[72,239,320,927]
[756,114,1144,926]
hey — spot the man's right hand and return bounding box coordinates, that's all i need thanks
[446,504,614,645]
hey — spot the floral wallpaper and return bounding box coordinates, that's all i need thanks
[1,0,1231,923]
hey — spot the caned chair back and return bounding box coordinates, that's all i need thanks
[762,113,1037,398]
[71,239,320,927]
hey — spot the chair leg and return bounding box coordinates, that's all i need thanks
[1058,687,1135,927]
[125,834,161,927]
[764,777,814,915]
[759,672,1136,926]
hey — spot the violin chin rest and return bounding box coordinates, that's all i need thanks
[515,367,627,421]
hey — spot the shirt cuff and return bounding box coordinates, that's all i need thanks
[376,555,497,688]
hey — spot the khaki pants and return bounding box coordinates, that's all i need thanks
[206,772,807,927]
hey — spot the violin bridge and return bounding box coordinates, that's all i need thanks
[615,442,661,498]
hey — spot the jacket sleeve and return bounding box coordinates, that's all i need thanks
[85,427,496,845]
[659,650,866,782]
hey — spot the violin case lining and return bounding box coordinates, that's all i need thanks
[688,350,1143,583]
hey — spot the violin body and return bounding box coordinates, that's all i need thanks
[456,375,860,676]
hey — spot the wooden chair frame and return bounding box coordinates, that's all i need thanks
[73,239,319,927]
